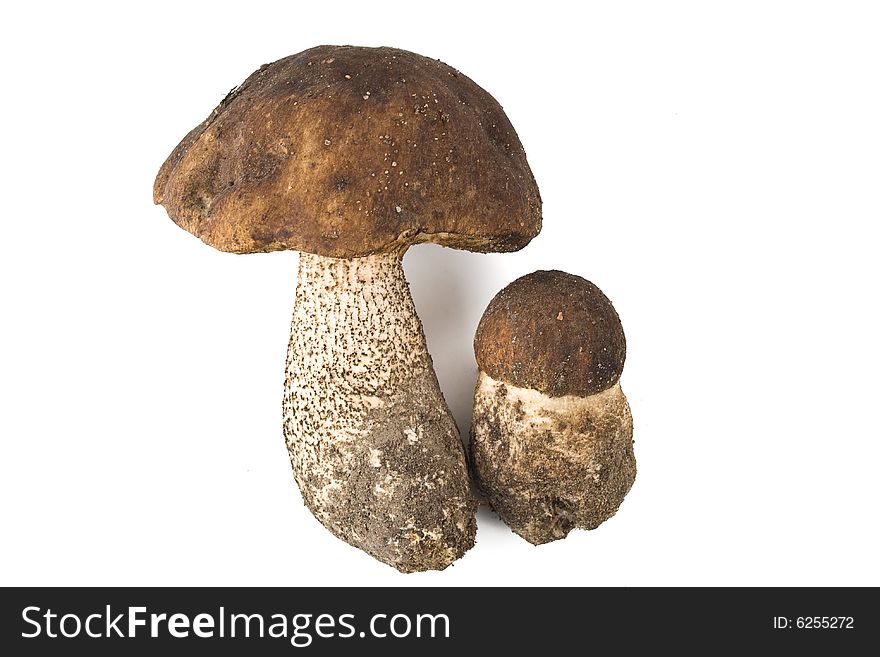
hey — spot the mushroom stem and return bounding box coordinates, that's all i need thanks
[471,371,635,545]
[283,250,476,572]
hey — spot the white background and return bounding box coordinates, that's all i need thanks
[1,1,878,586]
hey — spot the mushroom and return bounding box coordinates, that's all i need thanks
[470,270,635,545]
[153,45,542,572]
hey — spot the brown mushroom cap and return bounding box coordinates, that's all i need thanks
[474,270,626,397]
[154,45,542,258]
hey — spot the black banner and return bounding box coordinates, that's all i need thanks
[1,588,875,654]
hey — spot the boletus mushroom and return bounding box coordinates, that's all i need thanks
[153,45,541,571]
[471,271,634,545]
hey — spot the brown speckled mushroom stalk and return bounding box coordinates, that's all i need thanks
[153,45,542,572]
[471,271,635,545]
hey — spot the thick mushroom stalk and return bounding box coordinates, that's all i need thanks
[472,374,635,544]
[283,250,475,571]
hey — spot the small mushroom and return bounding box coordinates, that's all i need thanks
[153,46,542,571]
[470,270,635,545]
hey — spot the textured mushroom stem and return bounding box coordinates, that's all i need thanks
[471,372,636,545]
[283,251,476,572]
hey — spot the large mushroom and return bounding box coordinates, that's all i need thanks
[153,45,541,572]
